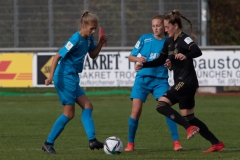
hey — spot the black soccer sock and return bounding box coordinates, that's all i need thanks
[183,114,220,145]
[156,101,191,129]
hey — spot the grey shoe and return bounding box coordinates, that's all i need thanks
[42,143,57,154]
[89,139,103,150]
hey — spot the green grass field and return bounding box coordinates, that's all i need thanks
[0,88,240,160]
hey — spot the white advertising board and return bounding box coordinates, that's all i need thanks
[34,51,240,87]
[194,51,240,86]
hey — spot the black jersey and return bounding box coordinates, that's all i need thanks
[143,32,202,89]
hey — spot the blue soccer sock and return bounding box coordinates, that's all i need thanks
[128,117,139,143]
[165,117,179,141]
[46,114,70,144]
[81,108,95,140]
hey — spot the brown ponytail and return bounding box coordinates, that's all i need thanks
[166,10,196,39]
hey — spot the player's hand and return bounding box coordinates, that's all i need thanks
[164,59,172,69]
[138,57,146,63]
[175,53,186,60]
[45,78,52,86]
[135,63,143,72]
[99,35,108,44]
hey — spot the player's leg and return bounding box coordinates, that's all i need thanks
[155,86,199,140]
[179,90,225,152]
[75,86,103,150]
[42,105,74,154]
[153,78,182,151]
[165,117,183,151]
[125,77,149,151]
[156,97,199,139]
[42,75,76,154]
[125,99,144,151]
[183,112,225,152]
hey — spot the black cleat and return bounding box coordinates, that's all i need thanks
[42,143,57,154]
[89,139,104,150]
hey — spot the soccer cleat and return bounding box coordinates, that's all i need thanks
[42,143,57,154]
[125,142,134,151]
[89,139,104,150]
[173,140,183,151]
[186,125,200,140]
[202,142,225,153]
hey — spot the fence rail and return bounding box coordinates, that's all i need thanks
[0,46,240,52]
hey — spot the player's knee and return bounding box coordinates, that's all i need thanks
[156,101,170,115]
[84,102,93,110]
[131,111,141,119]
[65,113,75,119]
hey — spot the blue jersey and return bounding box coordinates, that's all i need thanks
[130,34,168,78]
[54,31,96,75]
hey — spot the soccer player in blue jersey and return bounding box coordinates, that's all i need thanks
[125,15,183,152]
[42,11,108,154]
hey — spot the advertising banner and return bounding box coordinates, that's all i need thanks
[80,52,136,86]
[194,51,240,86]
[33,53,55,87]
[34,51,240,87]
[0,53,33,87]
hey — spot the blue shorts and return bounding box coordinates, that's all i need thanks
[130,77,169,102]
[53,74,85,105]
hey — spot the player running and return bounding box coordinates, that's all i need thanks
[135,10,225,153]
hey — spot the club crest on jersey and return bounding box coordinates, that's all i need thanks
[174,49,178,55]
[184,37,193,44]
[65,41,73,50]
[175,43,178,48]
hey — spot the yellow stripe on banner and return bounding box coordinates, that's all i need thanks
[0,53,33,87]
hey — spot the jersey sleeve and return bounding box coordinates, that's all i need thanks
[181,36,202,59]
[181,36,195,50]
[130,35,144,56]
[88,36,97,53]
[58,32,79,58]
[161,38,169,55]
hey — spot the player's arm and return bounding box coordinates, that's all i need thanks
[45,53,61,85]
[175,43,202,60]
[142,40,169,68]
[142,52,168,68]
[185,43,202,59]
[164,59,173,70]
[128,36,146,63]
[128,55,146,63]
[176,36,202,60]
[89,35,108,59]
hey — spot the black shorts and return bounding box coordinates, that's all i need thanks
[163,81,197,109]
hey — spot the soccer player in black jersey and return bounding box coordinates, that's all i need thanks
[135,10,225,153]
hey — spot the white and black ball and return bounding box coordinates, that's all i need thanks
[103,136,123,155]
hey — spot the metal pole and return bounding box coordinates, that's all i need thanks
[201,0,207,46]
[48,0,53,47]
[159,0,164,15]
[121,0,126,47]
[14,0,19,47]
[84,0,89,11]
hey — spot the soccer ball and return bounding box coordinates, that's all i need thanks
[103,136,123,155]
